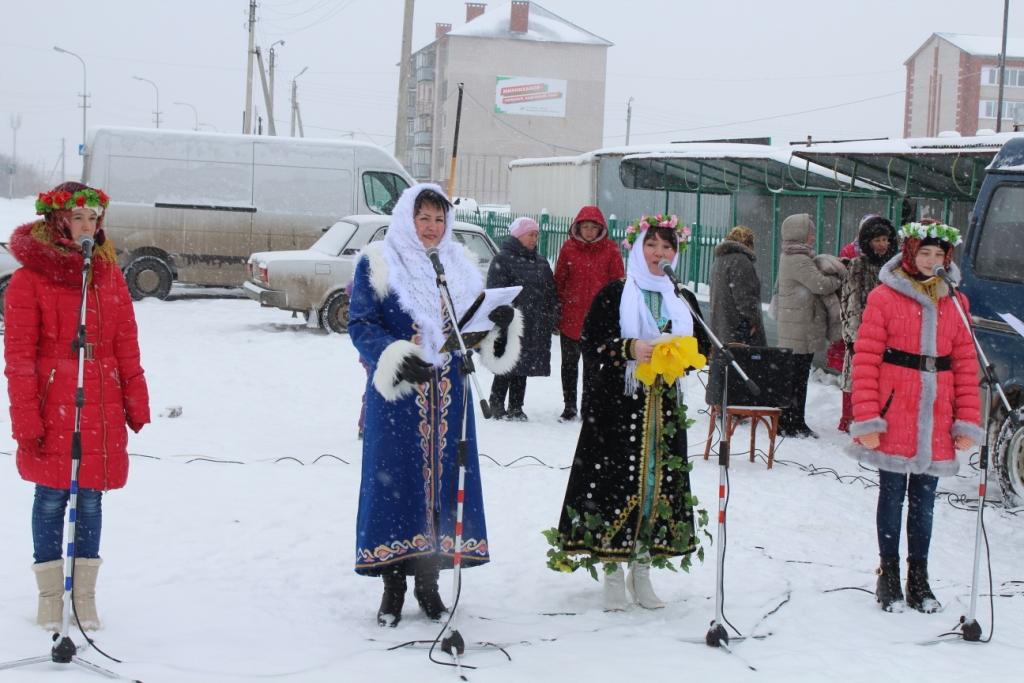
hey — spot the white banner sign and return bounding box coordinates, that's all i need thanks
[494,75,567,118]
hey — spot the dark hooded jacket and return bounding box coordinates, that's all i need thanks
[708,238,766,347]
[486,236,558,376]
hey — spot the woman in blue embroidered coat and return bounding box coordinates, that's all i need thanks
[348,183,522,627]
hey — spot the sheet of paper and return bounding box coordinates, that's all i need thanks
[997,312,1024,339]
[460,286,522,334]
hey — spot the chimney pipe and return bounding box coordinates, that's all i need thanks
[510,1,529,33]
[435,23,452,39]
[466,2,486,22]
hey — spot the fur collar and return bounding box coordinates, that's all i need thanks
[877,254,956,308]
[9,221,117,288]
[361,241,479,302]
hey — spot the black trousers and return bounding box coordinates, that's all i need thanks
[560,335,597,416]
[490,374,527,410]
[780,352,814,430]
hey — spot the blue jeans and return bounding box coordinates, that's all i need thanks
[876,470,938,561]
[32,485,103,564]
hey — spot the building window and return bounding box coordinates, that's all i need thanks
[979,99,1024,119]
[981,66,1024,87]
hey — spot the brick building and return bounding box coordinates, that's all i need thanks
[904,32,1024,137]
[396,1,611,204]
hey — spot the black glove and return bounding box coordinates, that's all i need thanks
[397,354,433,384]
[488,305,515,331]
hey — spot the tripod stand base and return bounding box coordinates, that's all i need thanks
[961,618,983,642]
[706,621,729,647]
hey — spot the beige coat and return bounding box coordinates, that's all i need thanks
[775,214,844,354]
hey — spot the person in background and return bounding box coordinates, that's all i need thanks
[837,215,899,432]
[849,221,981,613]
[347,183,521,627]
[4,182,150,632]
[553,206,624,421]
[775,213,844,438]
[486,217,558,421]
[707,225,765,347]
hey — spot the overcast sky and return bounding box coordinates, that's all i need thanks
[0,0,1018,183]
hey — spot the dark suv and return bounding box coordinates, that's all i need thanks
[959,136,1024,505]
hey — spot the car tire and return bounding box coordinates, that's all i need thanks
[125,255,173,301]
[996,406,1024,507]
[321,290,350,334]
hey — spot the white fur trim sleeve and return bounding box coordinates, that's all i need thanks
[952,420,985,446]
[373,340,424,402]
[478,308,524,375]
[849,417,887,438]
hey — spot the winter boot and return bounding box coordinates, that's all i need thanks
[505,407,528,422]
[602,563,627,612]
[627,559,665,609]
[488,400,507,420]
[906,558,941,613]
[377,568,407,627]
[559,405,577,422]
[875,556,905,613]
[413,558,448,621]
[32,559,64,632]
[72,558,102,631]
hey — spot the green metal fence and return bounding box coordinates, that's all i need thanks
[457,210,729,289]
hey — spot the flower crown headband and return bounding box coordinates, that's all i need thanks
[898,221,962,247]
[622,214,692,250]
[35,187,110,216]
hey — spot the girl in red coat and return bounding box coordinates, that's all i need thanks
[553,206,624,420]
[849,222,982,614]
[4,182,150,631]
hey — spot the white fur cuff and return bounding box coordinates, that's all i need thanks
[373,340,425,402]
[849,417,887,438]
[479,308,524,376]
[952,420,985,446]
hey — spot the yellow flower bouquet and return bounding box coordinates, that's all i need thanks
[635,335,706,386]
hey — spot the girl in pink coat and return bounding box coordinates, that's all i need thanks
[849,222,983,614]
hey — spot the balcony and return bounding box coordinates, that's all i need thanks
[412,163,431,179]
[416,66,434,82]
[413,130,432,147]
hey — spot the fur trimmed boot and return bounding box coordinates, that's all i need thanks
[377,568,407,627]
[627,560,665,609]
[602,563,627,612]
[72,558,102,631]
[32,559,64,632]
[413,558,447,621]
[875,556,905,613]
[906,558,941,613]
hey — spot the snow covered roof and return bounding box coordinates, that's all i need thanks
[446,1,612,47]
[509,142,769,168]
[907,32,1024,63]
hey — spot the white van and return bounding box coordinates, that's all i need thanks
[83,127,412,298]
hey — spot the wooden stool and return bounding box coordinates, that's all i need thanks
[703,405,783,469]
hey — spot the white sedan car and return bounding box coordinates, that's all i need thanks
[243,215,498,333]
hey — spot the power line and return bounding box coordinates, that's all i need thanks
[461,89,586,153]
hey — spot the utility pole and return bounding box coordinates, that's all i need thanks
[255,47,277,135]
[394,0,415,165]
[53,46,89,160]
[9,114,21,198]
[243,0,257,134]
[291,66,308,137]
[269,40,284,123]
[996,0,1010,133]
[625,97,634,146]
[446,83,464,198]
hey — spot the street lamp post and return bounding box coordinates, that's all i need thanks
[52,46,89,159]
[174,101,199,131]
[269,40,285,116]
[132,76,161,128]
[290,66,308,137]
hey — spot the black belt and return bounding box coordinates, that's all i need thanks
[883,348,952,373]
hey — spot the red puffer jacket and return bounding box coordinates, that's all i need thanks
[849,258,983,476]
[4,221,150,490]
[554,208,624,340]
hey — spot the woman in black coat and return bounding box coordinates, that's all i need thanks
[486,217,558,420]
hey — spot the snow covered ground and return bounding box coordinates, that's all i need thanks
[0,197,1022,682]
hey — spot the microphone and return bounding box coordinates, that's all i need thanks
[425,247,445,280]
[658,259,682,289]
[933,265,956,288]
[77,235,95,260]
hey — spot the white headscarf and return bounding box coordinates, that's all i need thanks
[382,183,483,365]
[618,228,693,394]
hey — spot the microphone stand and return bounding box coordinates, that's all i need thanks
[659,263,760,650]
[940,269,1011,643]
[0,240,140,681]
